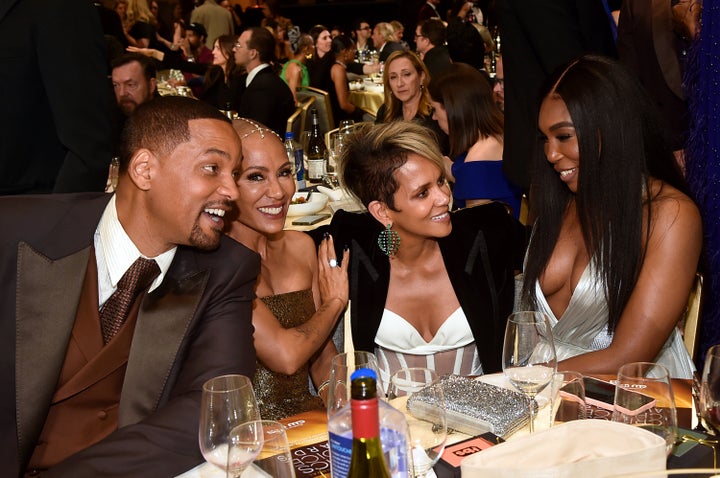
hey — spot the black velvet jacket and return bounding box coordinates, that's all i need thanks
[311,203,522,374]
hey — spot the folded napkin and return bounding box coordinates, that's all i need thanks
[460,420,667,478]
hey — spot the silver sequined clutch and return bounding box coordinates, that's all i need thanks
[406,374,536,438]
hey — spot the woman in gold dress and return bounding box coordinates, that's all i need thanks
[227,118,349,419]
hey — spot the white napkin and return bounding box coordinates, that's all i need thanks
[175,462,271,478]
[316,186,349,202]
[460,420,667,478]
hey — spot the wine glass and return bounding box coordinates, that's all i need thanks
[502,311,557,433]
[700,345,720,436]
[229,420,295,478]
[387,368,447,478]
[613,362,677,455]
[199,374,261,477]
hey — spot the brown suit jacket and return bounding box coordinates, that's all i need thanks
[0,193,260,477]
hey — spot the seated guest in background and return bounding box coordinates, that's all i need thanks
[233,27,295,136]
[227,118,348,419]
[373,22,404,62]
[281,28,314,104]
[123,0,162,50]
[111,52,158,116]
[312,122,522,389]
[415,18,452,79]
[521,55,701,378]
[418,0,442,22]
[376,51,447,152]
[265,18,293,64]
[428,63,521,217]
[200,34,243,110]
[390,20,409,50]
[182,22,214,64]
[307,25,335,90]
[0,97,259,476]
[353,19,374,61]
[329,36,363,122]
[493,54,504,112]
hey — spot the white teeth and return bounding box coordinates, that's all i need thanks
[431,212,449,221]
[258,207,283,215]
[560,168,577,177]
[204,208,226,217]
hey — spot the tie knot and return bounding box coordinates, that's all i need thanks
[117,257,161,293]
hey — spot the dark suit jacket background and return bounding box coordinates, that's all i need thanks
[495,0,616,190]
[0,0,115,194]
[379,41,405,63]
[423,45,452,79]
[616,0,688,151]
[0,193,259,477]
[234,67,295,136]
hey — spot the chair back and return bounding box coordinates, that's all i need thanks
[286,96,315,139]
[682,273,703,361]
[297,86,335,132]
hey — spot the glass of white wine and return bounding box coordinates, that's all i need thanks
[502,311,557,433]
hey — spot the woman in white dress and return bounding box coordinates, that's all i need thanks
[521,55,702,378]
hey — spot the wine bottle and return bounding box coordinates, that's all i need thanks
[347,368,392,478]
[306,107,327,183]
[284,131,306,190]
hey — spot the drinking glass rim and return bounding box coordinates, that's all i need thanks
[202,374,253,393]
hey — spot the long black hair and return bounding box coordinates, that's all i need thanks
[522,54,688,332]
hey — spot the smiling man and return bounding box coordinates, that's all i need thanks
[0,97,260,477]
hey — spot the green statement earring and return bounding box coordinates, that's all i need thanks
[377,223,401,257]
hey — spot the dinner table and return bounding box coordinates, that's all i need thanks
[177,373,714,477]
[348,77,384,118]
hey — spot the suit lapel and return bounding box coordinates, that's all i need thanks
[119,251,210,426]
[15,242,90,463]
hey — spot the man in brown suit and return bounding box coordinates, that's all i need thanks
[0,97,260,477]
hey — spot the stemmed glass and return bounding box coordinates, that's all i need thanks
[502,311,557,433]
[199,374,261,477]
[387,368,447,478]
[229,420,295,478]
[613,362,677,455]
[699,345,720,436]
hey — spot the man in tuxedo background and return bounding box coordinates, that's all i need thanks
[0,97,260,477]
[233,26,295,137]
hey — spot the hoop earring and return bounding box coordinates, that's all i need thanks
[377,223,401,257]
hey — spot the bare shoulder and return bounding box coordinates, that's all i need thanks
[283,230,318,257]
[649,180,701,242]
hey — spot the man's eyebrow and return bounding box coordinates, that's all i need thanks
[204,147,231,159]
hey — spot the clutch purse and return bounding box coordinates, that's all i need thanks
[406,374,536,438]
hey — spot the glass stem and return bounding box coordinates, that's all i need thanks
[528,398,536,433]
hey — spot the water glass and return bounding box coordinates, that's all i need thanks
[327,351,382,419]
[700,344,720,435]
[230,420,296,478]
[613,362,677,455]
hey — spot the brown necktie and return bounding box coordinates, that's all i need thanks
[100,257,160,344]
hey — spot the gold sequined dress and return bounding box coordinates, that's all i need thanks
[255,289,325,420]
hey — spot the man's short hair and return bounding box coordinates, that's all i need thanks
[111,52,157,80]
[420,18,446,47]
[248,27,276,63]
[118,96,230,172]
[186,22,207,39]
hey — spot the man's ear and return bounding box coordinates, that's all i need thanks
[127,149,155,191]
[367,200,391,226]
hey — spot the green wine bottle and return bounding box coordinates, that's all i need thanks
[347,368,392,478]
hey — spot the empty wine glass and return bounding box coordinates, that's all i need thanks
[613,362,677,455]
[229,420,295,478]
[700,345,720,436]
[199,375,261,477]
[502,311,557,433]
[387,368,447,478]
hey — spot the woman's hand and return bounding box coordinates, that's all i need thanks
[317,233,349,307]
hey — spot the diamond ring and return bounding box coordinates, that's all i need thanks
[329,259,338,268]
